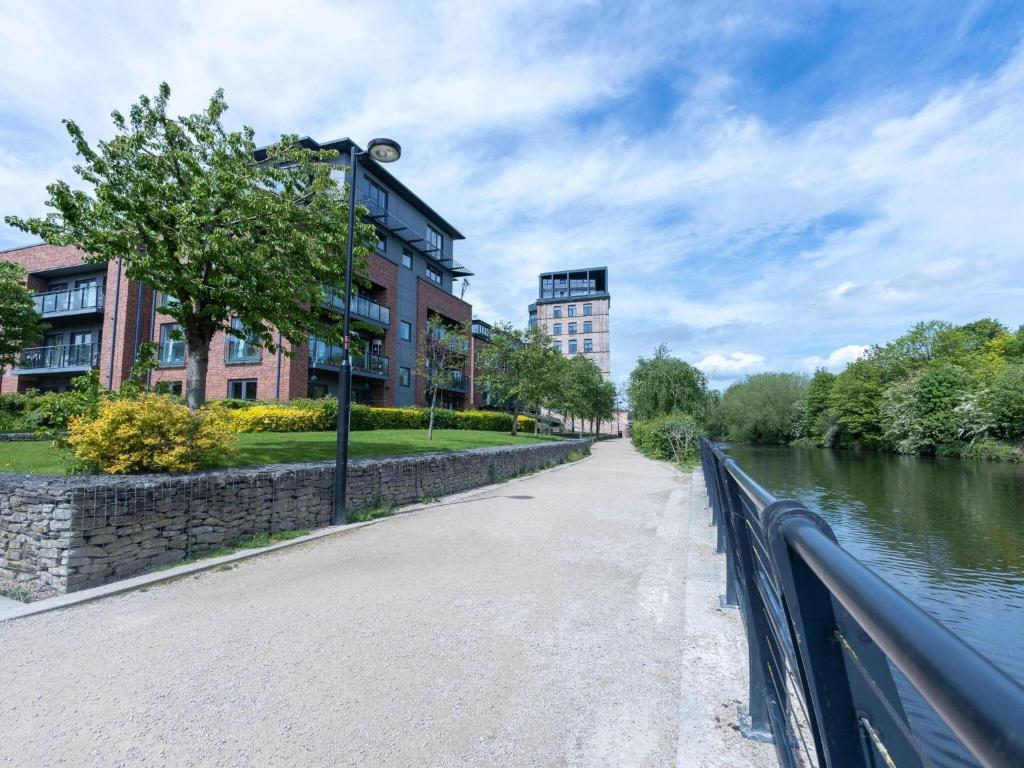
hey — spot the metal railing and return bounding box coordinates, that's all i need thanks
[699,438,1024,768]
[309,338,389,378]
[326,292,391,326]
[33,284,104,315]
[17,343,99,370]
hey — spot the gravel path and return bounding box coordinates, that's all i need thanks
[0,440,774,768]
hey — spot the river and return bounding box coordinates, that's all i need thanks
[723,444,1024,768]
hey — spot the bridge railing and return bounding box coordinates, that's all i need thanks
[699,437,1024,768]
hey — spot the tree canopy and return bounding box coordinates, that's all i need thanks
[5,83,376,409]
[0,262,46,368]
[627,345,710,421]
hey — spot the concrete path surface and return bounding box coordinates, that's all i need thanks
[0,440,775,768]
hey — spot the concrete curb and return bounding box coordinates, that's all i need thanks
[0,446,598,623]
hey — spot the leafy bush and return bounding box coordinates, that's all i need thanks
[68,394,234,474]
[722,372,807,444]
[991,364,1024,441]
[220,405,333,433]
[632,412,701,463]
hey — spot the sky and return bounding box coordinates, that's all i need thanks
[1,0,1023,393]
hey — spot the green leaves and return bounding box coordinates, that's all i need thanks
[5,83,376,408]
[0,262,46,367]
[627,344,710,422]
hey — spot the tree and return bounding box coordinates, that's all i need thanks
[5,83,375,410]
[0,262,46,369]
[416,313,469,441]
[627,345,709,421]
[828,359,888,449]
[721,372,808,443]
[478,322,562,436]
[802,369,836,444]
[561,354,606,436]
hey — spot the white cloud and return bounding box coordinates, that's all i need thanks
[695,351,766,375]
[803,344,869,371]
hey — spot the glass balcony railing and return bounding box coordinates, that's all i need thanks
[158,340,186,367]
[309,338,389,378]
[325,292,391,326]
[33,285,104,316]
[17,343,99,370]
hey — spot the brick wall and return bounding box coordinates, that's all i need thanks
[415,277,472,406]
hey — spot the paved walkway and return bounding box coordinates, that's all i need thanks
[0,440,774,768]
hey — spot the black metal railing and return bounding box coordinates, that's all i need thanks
[325,292,391,326]
[309,338,388,378]
[33,284,104,315]
[17,343,100,370]
[699,438,1024,768]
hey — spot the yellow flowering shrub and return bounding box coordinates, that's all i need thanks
[68,394,235,474]
[220,404,331,433]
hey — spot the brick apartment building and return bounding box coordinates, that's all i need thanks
[0,137,483,409]
[528,267,611,379]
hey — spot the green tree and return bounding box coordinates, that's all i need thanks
[802,368,836,444]
[991,364,1024,442]
[5,83,375,409]
[478,322,563,436]
[627,345,709,421]
[829,359,888,449]
[416,313,470,441]
[721,372,807,443]
[0,262,46,368]
[913,363,973,450]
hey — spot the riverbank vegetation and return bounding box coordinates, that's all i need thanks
[719,319,1024,461]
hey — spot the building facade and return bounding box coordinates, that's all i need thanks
[0,137,486,409]
[528,267,611,380]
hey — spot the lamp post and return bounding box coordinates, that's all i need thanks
[334,137,402,525]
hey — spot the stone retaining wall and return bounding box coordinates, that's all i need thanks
[0,433,40,442]
[0,439,591,595]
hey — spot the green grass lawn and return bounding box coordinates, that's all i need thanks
[0,429,560,475]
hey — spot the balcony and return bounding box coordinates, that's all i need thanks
[357,195,473,278]
[33,285,104,318]
[309,338,389,379]
[15,343,99,374]
[325,293,391,326]
[441,369,468,393]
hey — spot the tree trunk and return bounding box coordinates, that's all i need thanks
[428,387,437,441]
[185,342,210,411]
[511,407,519,436]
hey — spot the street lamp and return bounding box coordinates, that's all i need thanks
[334,137,402,525]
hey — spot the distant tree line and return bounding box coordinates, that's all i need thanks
[716,319,1024,462]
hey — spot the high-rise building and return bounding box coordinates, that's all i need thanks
[528,267,610,380]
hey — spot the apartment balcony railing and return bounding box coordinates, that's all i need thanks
[309,338,389,379]
[16,343,99,372]
[157,341,186,367]
[325,292,391,326]
[33,285,104,316]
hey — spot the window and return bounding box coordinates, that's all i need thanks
[400,320,412,341]
[553,307,562,319]
[583,303,593,316]
[402,248,413,269]
[553,340,562,353]
[568,322,577,335]
[226,317,260,363]
[426,265,442,285]
[158,323,185,366]
[567,305,577,317]
[426,226,443,255]
[364,177,388,211]
[399,367,411,387]
[375,229,387,253]
[155,381,183,396]
[583,320,593,334]
[568,339,578,354]
[553,323,562,335]
[157,292,180,309]
[584,339,593,353]
[228,379,258,401]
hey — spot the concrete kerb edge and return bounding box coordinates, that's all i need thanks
[0,443,598,623]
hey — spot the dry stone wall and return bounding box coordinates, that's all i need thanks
[0,439,591,595]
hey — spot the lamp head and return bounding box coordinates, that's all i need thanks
[366,138,401,163]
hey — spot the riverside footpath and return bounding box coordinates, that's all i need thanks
[0,440,773,768]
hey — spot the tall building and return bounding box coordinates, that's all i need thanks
[528,267,610,380]
[0,137,487,409]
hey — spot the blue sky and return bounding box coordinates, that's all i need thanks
[2,0,1023,392]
